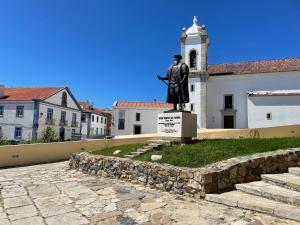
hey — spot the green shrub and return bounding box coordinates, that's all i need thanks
[40,127,58,143]
[0,134,8,145]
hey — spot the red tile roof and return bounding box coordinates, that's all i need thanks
[208,58,300,76]
[82,108,109,116]
[79,100,112,116]
[0,87,64,101]
[115,101,173,109]
[79,101,90,109]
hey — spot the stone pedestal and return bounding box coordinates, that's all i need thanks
[157,111,197,142]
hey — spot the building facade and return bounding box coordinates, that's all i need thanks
[181,17,300,129]
[111,101,172,136]
[79,101,109,138]
[0,86,81,142]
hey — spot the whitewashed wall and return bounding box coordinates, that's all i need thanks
[188,77,201,127]
[248,95,300,128]
[112,107,170,136]
[89,113,107,137]
[0,101,35,140]
[38,102,81,140]
[46,89,79,110]
[205,71,300,128]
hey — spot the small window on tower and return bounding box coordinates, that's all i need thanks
[266,113,272,120]
[189,50,197,69]
[190,84,195,92]
[190,103,194,111]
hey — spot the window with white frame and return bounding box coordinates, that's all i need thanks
[16,106,24,117]
[47,108,53,119]
[15,127,22,139]
[224,95,233,109]
[118,110,125,130]
[136,113,140,121]
[72,113,77,123]
[81,114,87,122]
[61,111,66,121]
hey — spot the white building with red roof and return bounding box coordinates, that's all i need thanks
[111,101,172,136]
[180,17,300,129]
[0,85,81,142]
[79,101,110,138]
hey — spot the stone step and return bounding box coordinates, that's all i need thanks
[147,140,171,145]
[235,181,300,206]
[205,191,300,222]
[123,155,135,159]
[261,173,300,192]
[136,148,148,153]
[289,167,300,177]
[130,152,142,155]
[143,146,154,150]
[148,143,162,148]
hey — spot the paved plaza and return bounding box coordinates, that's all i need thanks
[0,161,298,225]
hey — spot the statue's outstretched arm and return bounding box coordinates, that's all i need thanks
[157,75,168,80]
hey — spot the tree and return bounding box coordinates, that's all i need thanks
[40,127,57,143]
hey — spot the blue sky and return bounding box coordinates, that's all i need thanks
[0,0,299,108]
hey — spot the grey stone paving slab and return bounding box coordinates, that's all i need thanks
[34,194,75,217]
[6,204,38,221]
[0,218,10,225]
[1,187,27,198]
[0,211,6,218]
[27,184,60,199]
[3,196,32,209]
[46,212,89,225]
[11,216,45,225]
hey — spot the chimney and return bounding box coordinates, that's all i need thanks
[0,85,4,98]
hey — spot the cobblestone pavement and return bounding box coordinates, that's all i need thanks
[0,162,299,225]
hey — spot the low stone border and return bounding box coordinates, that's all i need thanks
[69,148,300,197]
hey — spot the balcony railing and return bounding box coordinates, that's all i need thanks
[45,118,55,125]
[71,121,79,127]
[59,120,68,126]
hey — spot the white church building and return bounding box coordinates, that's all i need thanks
[182,16,300,129]
[112,17,300,135]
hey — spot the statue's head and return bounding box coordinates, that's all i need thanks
[173,54,182,65]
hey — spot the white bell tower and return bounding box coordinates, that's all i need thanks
[180,16,209,129]
[180,16,209,71]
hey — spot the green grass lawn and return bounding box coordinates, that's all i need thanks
[91,137,300,168]
[90,143,144,158]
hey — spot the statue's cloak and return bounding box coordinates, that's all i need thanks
[166,62,189,104]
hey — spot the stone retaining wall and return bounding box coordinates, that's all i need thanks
[69,148,300,197]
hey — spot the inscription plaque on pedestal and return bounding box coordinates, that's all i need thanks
[157,112,197,141]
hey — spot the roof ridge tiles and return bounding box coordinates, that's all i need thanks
[208,57,300,66]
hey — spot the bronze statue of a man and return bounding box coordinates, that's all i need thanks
[158,54,189,111]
